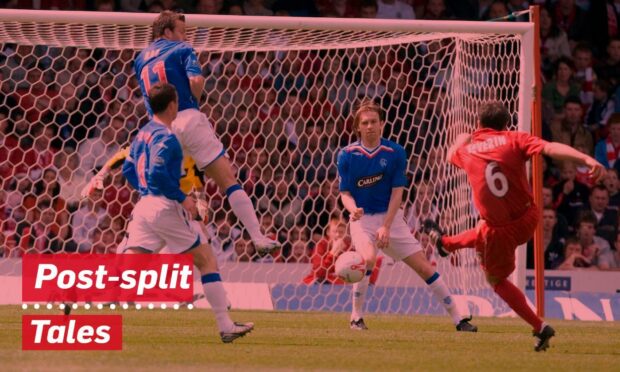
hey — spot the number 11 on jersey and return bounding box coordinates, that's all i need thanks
[141,60,168,92]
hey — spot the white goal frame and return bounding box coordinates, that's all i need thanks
[0,8,536,299]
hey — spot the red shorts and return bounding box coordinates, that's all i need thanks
[475,206,539,279]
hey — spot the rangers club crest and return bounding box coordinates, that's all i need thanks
[380,158,387,168]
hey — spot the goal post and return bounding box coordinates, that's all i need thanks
[0,9,540,316]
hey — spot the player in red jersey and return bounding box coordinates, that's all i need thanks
[427,102,605,351]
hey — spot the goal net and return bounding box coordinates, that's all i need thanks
[0,10,535,317]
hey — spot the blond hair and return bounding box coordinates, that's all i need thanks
[352,98,383,138]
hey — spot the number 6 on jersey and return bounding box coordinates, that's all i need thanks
[485,161,508,197]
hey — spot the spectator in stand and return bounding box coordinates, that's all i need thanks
[582,185,618,243]
[95,0,115,11]
[595,117,620,169]
[288,240,310,263]
[604,168,620,209]
[482,0,509,20]
[604,230,620,269]
[553,161,590,229]
[225,1,244,15]
[232,232,255,262]
[596,37,620,88]
[303,217,352,284]
[243,0,272,16]
[575,212,616,269]
[549,97,593,154]
[376,0,415,19]
[421,0,450,20]
[553,0,590,45]
[543,58,581,115]
[540,6,571,78]
[542,186,554,208]
[586,80,615,134]
[359,0,378,18]
[572,44,595,106]
[528,207,566,269]
[557,236,596,270]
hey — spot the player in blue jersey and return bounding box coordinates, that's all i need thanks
[337,99,477,332]
[134,11,278,254]
[121,83,253,343]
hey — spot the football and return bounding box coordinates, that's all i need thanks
[334,251,366,283]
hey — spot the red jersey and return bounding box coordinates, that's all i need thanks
[451,128,548,226]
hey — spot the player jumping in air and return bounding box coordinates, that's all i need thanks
[121,82,253,343]
[427,101,605,351]
[337,99,477,332]
[133,10,278,254]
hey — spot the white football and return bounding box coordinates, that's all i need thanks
[335,251,366,283]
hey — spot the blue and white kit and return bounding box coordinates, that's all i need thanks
[121,120,200,254]
[135,38,225,170]
[337,139,421,260]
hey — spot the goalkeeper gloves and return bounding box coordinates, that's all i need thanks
[80,172,106,198]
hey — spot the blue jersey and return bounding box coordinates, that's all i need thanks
[134,38,202,117]
[122,120,186,203]
[337,139,408,214]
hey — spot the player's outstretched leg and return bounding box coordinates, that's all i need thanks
[402,252,477,332]
[426,223,477,257]
[190,244,254,343]
[490,276,553,351]
[204,157,280,254]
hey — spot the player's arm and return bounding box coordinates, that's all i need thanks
[542,142,606,182]
[189,75,205,102]
[121,152,139,190]
[150,136,186,203]
[337,149,363,220]
[81,147,130,198]
[340,192,363,221]
[184,48,205,101]
[446,133,471,166]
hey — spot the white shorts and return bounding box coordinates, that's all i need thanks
[121,195,200,254]
[172,108,225,170]
[349,209,421,261]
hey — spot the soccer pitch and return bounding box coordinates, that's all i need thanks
[1,306,618,371]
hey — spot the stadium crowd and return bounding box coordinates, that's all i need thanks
[1,0,620,277]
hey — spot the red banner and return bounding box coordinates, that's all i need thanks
[22,254,194,303]
[22,315,122,350]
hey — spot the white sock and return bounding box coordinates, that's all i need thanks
[201,273,234,332]
[226,185,264,242]
[351,271,371,321]
[426,272,462,325]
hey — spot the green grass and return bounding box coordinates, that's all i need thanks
[1,306,619,371]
